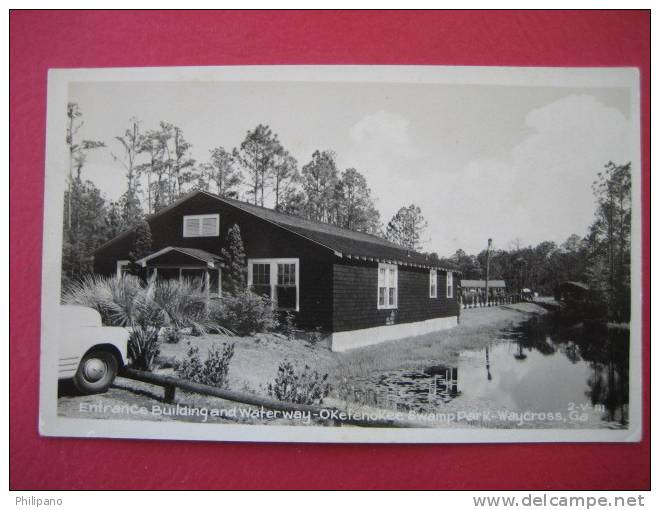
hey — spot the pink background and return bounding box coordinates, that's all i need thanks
[10,10,650,490]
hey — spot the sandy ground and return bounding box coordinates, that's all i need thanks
[58,301,551,425]
[157,301,550,393]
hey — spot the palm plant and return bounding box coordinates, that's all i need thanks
[62,274,233,371]
[61,274,115,319]
[152,277,209,331]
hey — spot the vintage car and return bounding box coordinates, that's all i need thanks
[58,305,129,394]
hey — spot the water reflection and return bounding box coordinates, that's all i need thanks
[485,346,492,380]
[352,314,630,428]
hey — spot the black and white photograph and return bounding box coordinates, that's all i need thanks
[38,66,642,443]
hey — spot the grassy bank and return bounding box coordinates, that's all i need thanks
[330,302,550,387]
[59,301,554,424]
[157,301,551,398]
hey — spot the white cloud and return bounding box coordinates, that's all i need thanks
[434,94,631,254]
[344,111,424,228]
[349,110,421,160]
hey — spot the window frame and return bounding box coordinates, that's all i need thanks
[429,268,438,298]
[377,262,398,310]
[116,260,130,278]
[182,213,220,238]
[446,271,454,298]
[247,258,300,312]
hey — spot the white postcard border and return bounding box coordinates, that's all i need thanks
[38,65,643,443]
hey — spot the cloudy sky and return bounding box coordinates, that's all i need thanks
[69,79,633,255]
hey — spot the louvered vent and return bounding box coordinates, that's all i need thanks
[183,214,219,237]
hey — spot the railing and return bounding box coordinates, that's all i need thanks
[120,367,418,428]
[460,293,530,309]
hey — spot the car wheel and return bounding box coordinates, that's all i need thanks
[73,350,118,395]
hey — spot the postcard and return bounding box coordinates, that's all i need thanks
[38,66,642,442]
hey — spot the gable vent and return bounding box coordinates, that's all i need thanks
[183,214,219,237]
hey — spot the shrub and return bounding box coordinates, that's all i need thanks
[161,327,182,344]
[277,311,297,340]
[220,224,248,294]
[127,324,161,371]
[307,326,326,345]
[176,342,235,388]
[210,289,278,336]
[267,360,331,406]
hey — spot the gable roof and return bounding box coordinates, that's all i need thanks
[559,281,589,291]
[96,190,459,272]
[218,196,458,270]
[136,246,222,267]
[461,279,507,288]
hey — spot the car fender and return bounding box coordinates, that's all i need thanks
[58,306,130,379]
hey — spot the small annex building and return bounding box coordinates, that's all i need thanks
[556,281,589,303]
[460,280,507,293]
[93,190,460,351]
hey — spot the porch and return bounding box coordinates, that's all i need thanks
[121,246,223,296]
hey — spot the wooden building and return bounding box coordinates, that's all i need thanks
[93,190,460,351]
[460,279,508,307]
[556,281,589,303]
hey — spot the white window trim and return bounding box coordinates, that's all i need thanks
[377,263,398,310]
[116,260,130,278]
[247,258,300,312]
[183,213,220,238]
[447,271,454,298]
[429,269,438,298]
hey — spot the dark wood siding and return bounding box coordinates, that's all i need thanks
[332,260,459,332]
[94,193,335,330]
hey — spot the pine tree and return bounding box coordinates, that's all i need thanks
[300,150,339,222]
[202,146,243,198]
[335,168,382,234]
[233,125,282,206]
[272,148,298,210]
[385,204,428,250]
[104,200,126,240]
[221,224,247,294]
[112,119,144,227]
[128,220,152,274]
[586,161,632,321]
[61,179,109,287]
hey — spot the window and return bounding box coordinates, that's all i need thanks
[183,214,219,237]
[429,269,437,298]
[446,271,454,298]
[248,258,299,311]
[251,263,271,298]
[116,260,131,278]
[276,263,297,310]
[378,263,398,309]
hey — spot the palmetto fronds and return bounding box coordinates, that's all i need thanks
[61,274,234,370]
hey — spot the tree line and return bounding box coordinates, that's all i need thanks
[62,104,430,285]
[441,162,632,322]
[63,104,630,323]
